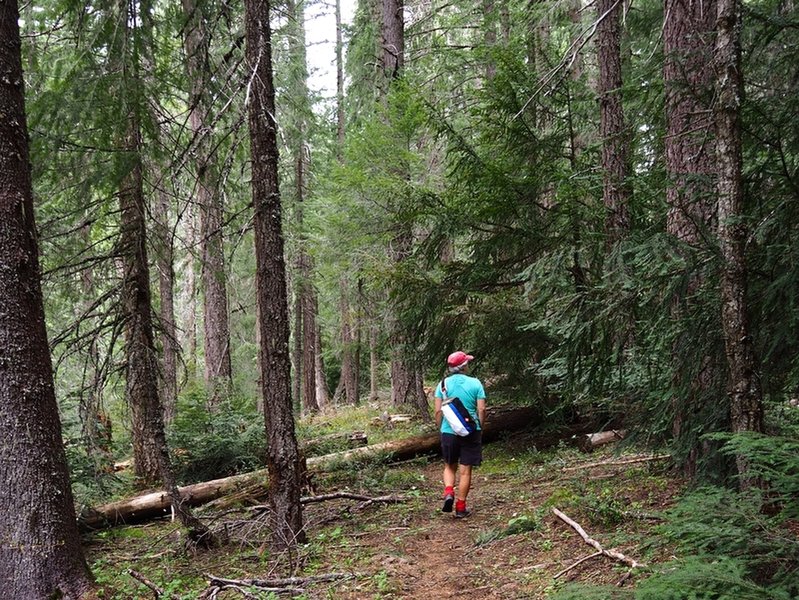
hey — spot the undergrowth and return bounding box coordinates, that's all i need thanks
[551,431,799,600]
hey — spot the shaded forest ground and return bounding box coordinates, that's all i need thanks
[85,416,683,599]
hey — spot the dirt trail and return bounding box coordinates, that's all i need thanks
[363,462,548,599]
[329,449,680,599]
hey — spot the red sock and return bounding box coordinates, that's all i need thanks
[455,499,466,512]
[444,486,454,497]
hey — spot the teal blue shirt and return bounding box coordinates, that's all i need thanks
[434,373,486,434]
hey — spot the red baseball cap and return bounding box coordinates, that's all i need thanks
[447,351,474,369]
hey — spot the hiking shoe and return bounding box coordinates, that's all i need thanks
[454,508,472,519]
[442,493,454,513]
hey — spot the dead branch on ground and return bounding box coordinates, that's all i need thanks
[552,507,645,575]
[127,569,180,600]
[199,572,356,598]
[561,454,670,473]
[553,551,603,579]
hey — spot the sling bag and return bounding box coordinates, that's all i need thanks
[440,376,478,437]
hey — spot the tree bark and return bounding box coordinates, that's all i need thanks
[181,0,232,407]
[713,0,763,487]
[381,0,404,83]
[339,275,360,404]
[154,181,178,424]
[369,323,379,402]
[597,0,631,243]
[664,0,718,476]
[180,201,199,381]
[315,318,331,409]
[483,0,497,81]
[245,0,306,548]
[0,5,95,595]
[664,0,717,244]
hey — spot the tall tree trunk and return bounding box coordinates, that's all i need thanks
[301,256,319,414]
[597,0,631,243]
[381,0,427,416]
[244,0,306,549]
[370,323,379,402]
[292,279,302,409]
[340,275,360,404]
[0,6,95,595]
[336,0,346,153]
[180,203,199,381]
[714,0,763,487]
[665,0,717,244]
[118,0,212,543]
[483,0,497,80]
[181,0,232,407]
[154,181,178,424]
[315,318,331,409]
[335,0,360,405]
[664,0,717,476]
[119,118,209,541]
[287,0,321,415]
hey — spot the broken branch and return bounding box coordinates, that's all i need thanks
[561,454,670,473]
[552,507,645,570]
[127,569,180,600]
[553,551,603,579]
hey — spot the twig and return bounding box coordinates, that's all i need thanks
[217,584,261,598]
[553,551,603,579]
[300,491,403,505]
[616,570,634,587]
[127,569,180,600]
[206,572,357,588]
[561,454,671,473]
[552,508,645,570]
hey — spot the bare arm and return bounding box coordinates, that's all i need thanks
[477,398,486,429]
[434,396,443,429]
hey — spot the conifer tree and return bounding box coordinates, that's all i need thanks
[0,2,95,595]
[244,0,305,548]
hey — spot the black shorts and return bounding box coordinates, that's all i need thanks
[441,431,482,466]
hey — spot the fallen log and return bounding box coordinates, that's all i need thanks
[575,429,626,452]
[79,405,539,531]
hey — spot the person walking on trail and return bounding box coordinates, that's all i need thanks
[434,351,486,518]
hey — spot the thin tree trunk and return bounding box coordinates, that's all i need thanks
[315,318,331,409]
[336,0,345,154]
[244,0,306,549]
[292,278,302,410]
[0,6,95,594]
[714,0,763,487]
[181,0,232,407]
[340,275,359,404]
[154,181,178,424]
[370,323,379,402]
[181,202,199,381]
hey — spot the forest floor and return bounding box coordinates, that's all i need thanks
[86,422,684,599]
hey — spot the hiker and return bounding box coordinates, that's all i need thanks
[434,351,486,518]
